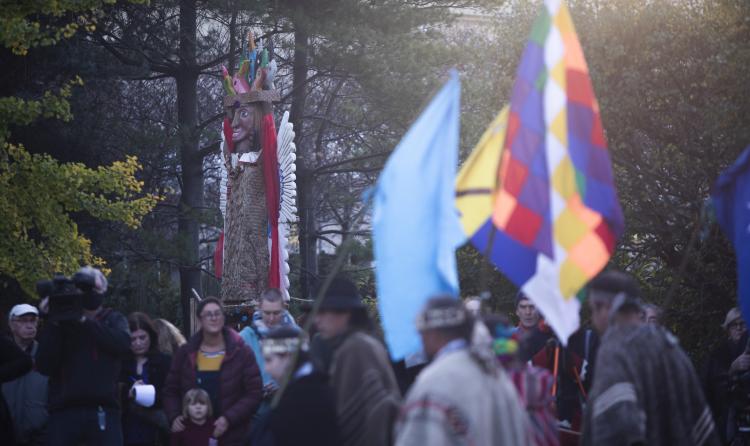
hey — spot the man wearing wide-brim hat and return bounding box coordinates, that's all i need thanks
[311,276,400,446]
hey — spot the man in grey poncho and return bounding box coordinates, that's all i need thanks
[582,270,719,446]
[394,295,530,446]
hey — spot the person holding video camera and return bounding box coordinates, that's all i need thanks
[35,266,131,446]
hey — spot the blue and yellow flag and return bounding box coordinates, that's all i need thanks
[456,106,509,239]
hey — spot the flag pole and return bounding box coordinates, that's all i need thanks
[661,203,709,317]
[271,208,369,408]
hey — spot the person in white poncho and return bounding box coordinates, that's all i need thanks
[394,295,530,446]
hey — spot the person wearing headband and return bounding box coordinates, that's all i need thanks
[582,270,718,445]
[250,326,339,446]
[394,295,530,446]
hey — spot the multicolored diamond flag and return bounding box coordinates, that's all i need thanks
[484,0,624,344]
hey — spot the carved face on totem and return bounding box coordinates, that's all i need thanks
[221,60,279,158]
[228,103,257,149]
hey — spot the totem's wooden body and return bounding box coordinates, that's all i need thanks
[221,156,268,303]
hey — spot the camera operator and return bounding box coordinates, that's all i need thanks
[35,266,131,446]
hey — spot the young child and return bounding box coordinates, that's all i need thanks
[170,388,217,446]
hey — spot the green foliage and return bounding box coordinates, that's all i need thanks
[0,0,149,55]
[571,0,749,360]
[0,0,158,299]
[0,144,159,296]
[0,77,82,143]
[455,0,749,359]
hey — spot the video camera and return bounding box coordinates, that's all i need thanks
[36,268,106,322]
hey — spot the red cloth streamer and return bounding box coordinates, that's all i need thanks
[223,117,235,153]
[214,232,224,278]
[261,113,281,288]
[214,114,281,288]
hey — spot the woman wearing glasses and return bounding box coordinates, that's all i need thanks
[163,297,262,446]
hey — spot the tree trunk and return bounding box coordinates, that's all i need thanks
[289,16,317,299]
[177,0,202,333]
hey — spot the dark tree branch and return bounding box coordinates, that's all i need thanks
[198,140,222,158]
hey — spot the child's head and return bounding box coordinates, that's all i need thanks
[262,326,309,382]
[182,388,212,422]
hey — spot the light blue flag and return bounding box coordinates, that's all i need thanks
[373,70,466,360]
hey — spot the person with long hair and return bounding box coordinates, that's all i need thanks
[152,319,186,356]
[120,312,172,446]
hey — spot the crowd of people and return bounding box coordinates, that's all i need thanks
[0,266,746,446]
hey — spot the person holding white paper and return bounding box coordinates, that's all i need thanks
[120,312,172,446]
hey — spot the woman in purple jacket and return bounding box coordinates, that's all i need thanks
[163,297,262,445]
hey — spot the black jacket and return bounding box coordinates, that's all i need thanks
[0,336,33,446]
[37,308,131,411]
[703,336,746,443]
[119,351,172,409]
[253,366,340,446]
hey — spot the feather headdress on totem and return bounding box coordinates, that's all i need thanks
[222,32,280,108]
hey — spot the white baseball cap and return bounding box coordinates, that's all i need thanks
[8,304,39,323]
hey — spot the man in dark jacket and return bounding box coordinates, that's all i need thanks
[1,334,33,446]
[2,304,48,446]
[311,277,401,446]
[36,267,131,446]
[252,325,340,446]
[582,270,719,446]
[703,307,748,444]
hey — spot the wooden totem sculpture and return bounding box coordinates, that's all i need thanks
[216,34,297,304]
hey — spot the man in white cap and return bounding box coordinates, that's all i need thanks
[7,304,39,353]
[2,304,48,445]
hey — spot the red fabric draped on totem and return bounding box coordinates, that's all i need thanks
[261,112,281,289]
[214,232,225,278]
[213,114,280,289]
